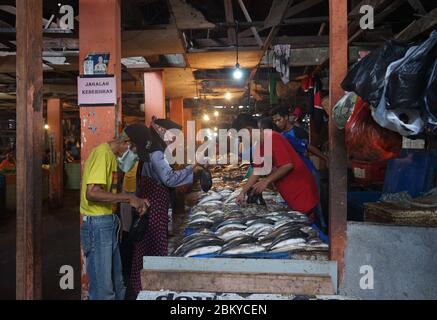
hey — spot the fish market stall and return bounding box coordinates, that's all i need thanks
[139,165,335,298]
[169,165,328,260]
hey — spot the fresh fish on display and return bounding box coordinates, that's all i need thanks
[224,188,243,204]
[198,193,222,205]
[245,223,273,235]
[219,230,249,242]
[183,246,222,257]
[216,223,247,235]
[222,244,266,255]
[174,238,224,257]
[269,238,306,251]
[252,225,275,237]
[221,235,258,252]
[213,219,246,230]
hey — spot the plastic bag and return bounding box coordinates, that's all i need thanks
[200,169,212,192]
[385,31,437,110]
[372,46,425,136]
[424,59,437,135]
[341,41,410,106]
[333,92,357,129]
[345,98,402,162]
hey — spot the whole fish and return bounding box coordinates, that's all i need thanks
[269,238,306,251]
[219,230,249,242]
[175,238,224,257]
[222,235,258,252]
[183,245,222,257]
[222,244,266,255]
[270,243,306,253]
[224,188,243,204]
[245,223,273,235]
[213,219,246,230]
[198,193,222,205]
[216,223,247,235]
[252,225,275,237]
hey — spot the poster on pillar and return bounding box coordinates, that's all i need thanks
[83,53,110,75]
[78,75,117,106]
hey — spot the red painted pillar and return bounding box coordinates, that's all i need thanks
[79,0,122,299]
[169,97,184,127]
[79,0,122,163]
[47,98,63,206]
[328,0,348,287]
[144,70,166,125]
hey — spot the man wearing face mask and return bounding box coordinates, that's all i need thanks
[80,127,150,300]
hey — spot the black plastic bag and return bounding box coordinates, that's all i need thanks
[385,31,437,110]
[341,40,409,106]
[200,169,212,192]
[129,212,149,243]
[246,188,267,206]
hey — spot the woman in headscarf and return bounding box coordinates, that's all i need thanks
[128,119,203,295]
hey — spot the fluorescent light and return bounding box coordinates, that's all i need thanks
[238,105,244,109]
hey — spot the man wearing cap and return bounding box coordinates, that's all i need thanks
[80,125,150,300]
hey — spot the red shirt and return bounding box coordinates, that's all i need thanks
[254,131,319,213]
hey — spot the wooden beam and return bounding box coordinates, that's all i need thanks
[328,0,348,288]
[284,0,324,20]
[237,0,263,47]
[194,35,329,49]
[141,270,334,295]
[16,0,43,300]
[396,7,437,41]
[407,0,426,14]
[224,0,236,45]
[239,0,292,38]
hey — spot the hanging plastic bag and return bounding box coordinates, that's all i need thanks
[341,41,410,106]
[372,45,425,136]
[333,92,358,129]
[385,31,437,110]
[345,98,402,162]
[424,59,437,135]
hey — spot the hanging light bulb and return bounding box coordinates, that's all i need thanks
[44,124,49,130]
[214,111,219,117]
[233,63,242,79]
[203,114,210,121]
[225,92,231,100]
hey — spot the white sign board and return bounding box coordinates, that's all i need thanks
[77,76,116,106]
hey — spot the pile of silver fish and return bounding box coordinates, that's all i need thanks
[172,187,328,258]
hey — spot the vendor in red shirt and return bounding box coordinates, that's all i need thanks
[234,114,319,217]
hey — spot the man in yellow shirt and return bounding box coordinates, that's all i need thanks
[80,125,150,300]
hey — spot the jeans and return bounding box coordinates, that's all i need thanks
[80,214,126,300]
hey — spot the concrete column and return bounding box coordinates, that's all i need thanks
[144,70,166,125]
[79,0,122,299]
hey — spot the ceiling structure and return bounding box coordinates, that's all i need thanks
[0,0,436,116]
